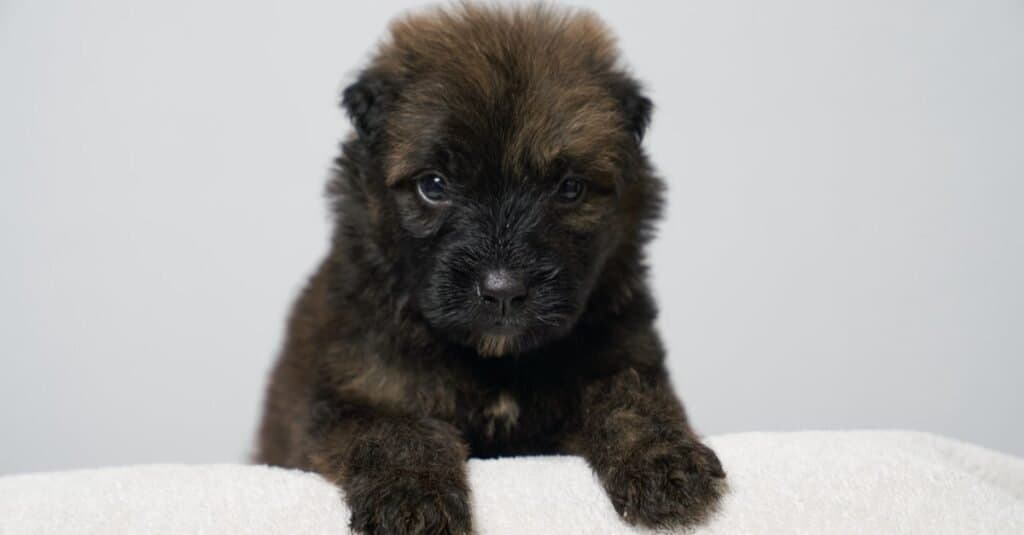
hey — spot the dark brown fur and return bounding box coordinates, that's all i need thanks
[257,4,725,534]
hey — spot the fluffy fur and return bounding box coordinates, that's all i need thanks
[257,4,725,534]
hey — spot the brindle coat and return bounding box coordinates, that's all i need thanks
[257,5,725,534]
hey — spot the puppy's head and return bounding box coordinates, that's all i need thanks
[336,5,660,356]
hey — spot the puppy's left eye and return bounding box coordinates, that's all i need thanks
[556,176,586,203]
[416,173,448,203]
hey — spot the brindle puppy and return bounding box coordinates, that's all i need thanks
[257,4,725,534]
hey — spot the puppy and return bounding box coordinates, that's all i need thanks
[257,4,725,534]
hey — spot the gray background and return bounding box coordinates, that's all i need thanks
[1,0,1021,474]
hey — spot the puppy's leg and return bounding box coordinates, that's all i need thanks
[307,403,472,535]
[566,367,726,528]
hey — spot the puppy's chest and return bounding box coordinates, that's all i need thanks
[456,380,576,455]
[342,352,578,453]
[474,389,521,440]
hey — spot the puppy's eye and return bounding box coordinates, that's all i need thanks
[416,173,448,203]
[556,176,586,203]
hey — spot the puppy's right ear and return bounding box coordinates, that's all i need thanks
[341,69,394,138]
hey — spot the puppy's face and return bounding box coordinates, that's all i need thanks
[390,114,625,357]
[341,7,654,356]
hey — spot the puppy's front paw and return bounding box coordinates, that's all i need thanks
[347,476,472,535]
[604,440,726,528]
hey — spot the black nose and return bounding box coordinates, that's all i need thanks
[478,269,528,313]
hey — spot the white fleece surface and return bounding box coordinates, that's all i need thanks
[1,431,1022,534]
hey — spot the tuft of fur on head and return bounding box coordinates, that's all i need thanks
[327,3,663,356]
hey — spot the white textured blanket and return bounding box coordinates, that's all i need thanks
[1,431,1022,534]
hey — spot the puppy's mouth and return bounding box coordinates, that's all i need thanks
[470,314,571,357]
[465,295,581,357]
[482,322,521,335]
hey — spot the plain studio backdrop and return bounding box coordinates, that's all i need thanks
[1,0,1022,474]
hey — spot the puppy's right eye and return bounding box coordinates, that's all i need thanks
[416,173,448,203]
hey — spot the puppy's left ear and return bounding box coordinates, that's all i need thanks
[610,75,653,144]
[341,68,395,139]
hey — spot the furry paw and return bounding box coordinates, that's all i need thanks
[346,475,472,535]
[603,440,726,528]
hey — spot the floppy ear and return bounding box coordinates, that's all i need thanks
[341,69,394,138]
[610,76,653,143]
